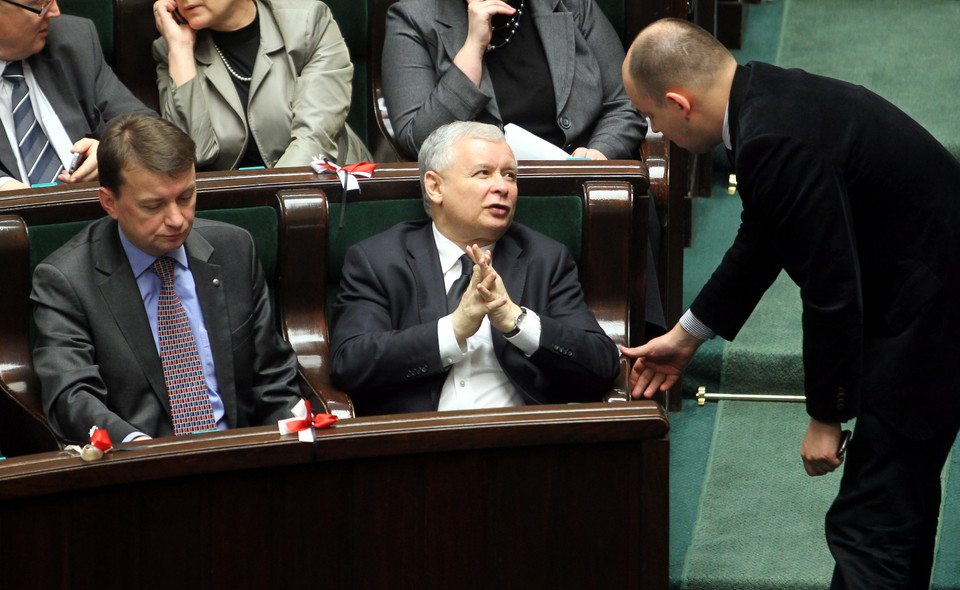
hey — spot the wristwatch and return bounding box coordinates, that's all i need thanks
[504,307,527,338]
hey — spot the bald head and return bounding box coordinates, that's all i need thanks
[625,18,735,105]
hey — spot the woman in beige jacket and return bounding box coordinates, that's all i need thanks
[152,0,371,171]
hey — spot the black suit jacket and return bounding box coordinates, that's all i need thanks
[690,62,960,437]
[31,217,301,444]
[0,16,153,180]
[329,220,620,416]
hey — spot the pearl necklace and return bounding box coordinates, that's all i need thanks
[213,42,252,83]
[486,0,524,52]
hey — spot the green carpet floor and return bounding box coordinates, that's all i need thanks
[670,0,960,587]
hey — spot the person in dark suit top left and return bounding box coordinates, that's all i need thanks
[31,113,301,444]
[1,0,154,191]
[330,121,619,416]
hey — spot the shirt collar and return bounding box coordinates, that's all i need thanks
[722,101,732,150]
[118,225,189,278]
[431,222,494,274]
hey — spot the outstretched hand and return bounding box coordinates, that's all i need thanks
[620,323,704,399]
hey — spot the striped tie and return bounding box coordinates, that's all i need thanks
[2,61,63,185]
[152,256,218,436]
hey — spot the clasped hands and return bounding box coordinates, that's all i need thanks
[450,244,522,346]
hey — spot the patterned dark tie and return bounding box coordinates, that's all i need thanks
[151,256,217,435]
[446,254,473,313]
[2,61,63,185]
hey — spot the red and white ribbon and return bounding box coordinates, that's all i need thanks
[278,399,339,442]
[311,157,376,193]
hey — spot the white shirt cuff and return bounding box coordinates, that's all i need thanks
[123,431,149,443]
[506,308,541,357]
[437,314,467,367]
[679,309,717,341]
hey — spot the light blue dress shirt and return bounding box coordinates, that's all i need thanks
[118,227,227,441]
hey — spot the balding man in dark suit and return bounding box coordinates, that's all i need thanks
[620,18,960,590]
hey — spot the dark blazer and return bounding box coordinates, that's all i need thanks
[329,220,620,416]
[690,62,960,437]
[0,16,154,181]
[31,217,301,444]
[382,0,646,159]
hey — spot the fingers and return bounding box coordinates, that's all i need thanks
[570,147,608,160]
[802,455,841,477]
[619,344,647,359]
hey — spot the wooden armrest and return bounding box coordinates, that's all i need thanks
[604,357,632,403]
[275,189,355,419]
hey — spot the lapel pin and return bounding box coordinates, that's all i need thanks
[213,278,221,287]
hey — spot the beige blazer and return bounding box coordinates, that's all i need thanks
[153,0,370,171]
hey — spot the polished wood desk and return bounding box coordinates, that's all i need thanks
[0,402,668,589]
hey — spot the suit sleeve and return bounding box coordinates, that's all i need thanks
[573,0,646,159]
[239,233,302,425]
[382,3,493,159]
[31,262,140,444]
[152,37,224,169]
[329,244,449,401]
[501,243,620,403]
[273,2,355,166]
[693,135,862,423]
[80,18,155,126]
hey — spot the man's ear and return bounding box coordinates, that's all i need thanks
[665,91,693,120]
[424,170,443,208]
[99,186,119,220]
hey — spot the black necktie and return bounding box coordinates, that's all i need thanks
[446,254,473,313]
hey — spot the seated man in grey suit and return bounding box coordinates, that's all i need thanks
[32,113,301,444]
[330,121,620,416]
[1,0,154,190]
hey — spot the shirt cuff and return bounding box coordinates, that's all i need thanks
[679,309,717,341]
[505,308,541,357]
[437,314,467,367]
[122,431,149,443]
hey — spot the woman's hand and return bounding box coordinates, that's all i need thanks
[154,0,198,87]
[571,147,608,160]
[154,0,194,46]
[455,0,517,85]
[465,0,516,51]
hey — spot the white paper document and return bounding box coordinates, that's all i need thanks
[504,123,572,160]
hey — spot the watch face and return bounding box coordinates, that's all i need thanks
[515,308,527,329]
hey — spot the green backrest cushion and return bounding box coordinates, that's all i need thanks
[28,207,279,342]
[58,0,115,63]
[29,207,277,278]
[324,0,368,145]
[594,0,625,44]
[326,195,583,314]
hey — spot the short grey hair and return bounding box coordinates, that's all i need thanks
[419,121,507,215]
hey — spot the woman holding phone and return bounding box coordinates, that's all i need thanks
[152,0,370,171]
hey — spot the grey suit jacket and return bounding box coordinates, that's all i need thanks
[382,0,646,159]
[330,220,620,416]
[0,16,154,181]
[31,217,301,444]
[152,0,371,171]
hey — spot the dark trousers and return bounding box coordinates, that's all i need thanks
[827,406,959,590]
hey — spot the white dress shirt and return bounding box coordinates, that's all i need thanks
[432,223,541,411]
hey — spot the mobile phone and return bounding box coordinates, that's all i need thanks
[836,429,852,459]
[67,152,82,174]
[173,7,187,24]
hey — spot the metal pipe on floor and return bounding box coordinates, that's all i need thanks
[696,386,806,406]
